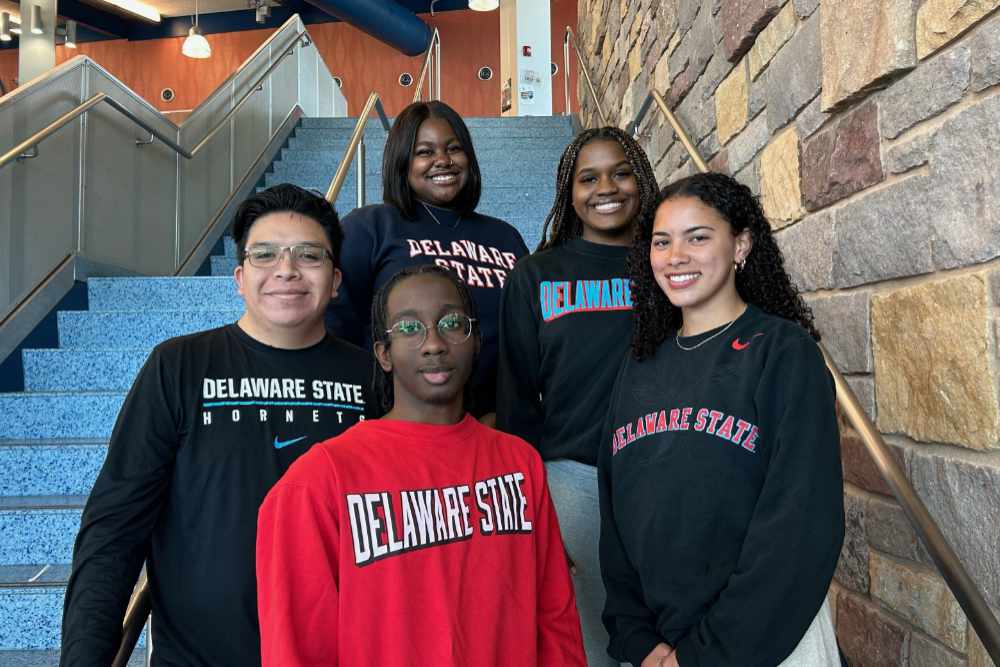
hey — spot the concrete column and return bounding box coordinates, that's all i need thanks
[18,0,57,84]
[499,0,552,116]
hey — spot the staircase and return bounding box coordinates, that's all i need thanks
[0,114,573,663]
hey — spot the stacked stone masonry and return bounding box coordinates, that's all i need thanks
[577,0,1000,664]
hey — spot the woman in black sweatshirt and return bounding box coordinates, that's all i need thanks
[496,126,659,666]
[600,172,845,667]
[326,101,528,418]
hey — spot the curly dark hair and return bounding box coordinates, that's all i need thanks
[629,172,819,359]
[536,126,659,251]
[370,264,482,414]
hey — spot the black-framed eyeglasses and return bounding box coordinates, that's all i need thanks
[243,244,333,268]
[385,312,476,348]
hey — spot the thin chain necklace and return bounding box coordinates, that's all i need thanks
[421,201,461,229]
[675,306,746,351]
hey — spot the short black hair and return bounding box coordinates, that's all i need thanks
[370,265,481,414]
[231,184,343,267]
[381,101,482,219]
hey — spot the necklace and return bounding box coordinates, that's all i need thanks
[421,202,461,230]
[675,308,745,351]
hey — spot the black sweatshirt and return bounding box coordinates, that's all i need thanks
[599,305,844,667]
[326,203,529,415]
[61,324,371,666]
[496,238,633,465]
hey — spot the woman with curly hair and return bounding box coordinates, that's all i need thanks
[599,172,844,667]
[496,126,658,666]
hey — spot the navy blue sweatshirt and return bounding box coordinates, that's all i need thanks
[599,305,844,667]
[496,238,633,465]
[326,203,529,415]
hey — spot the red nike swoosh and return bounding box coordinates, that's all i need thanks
[732,333,764,351]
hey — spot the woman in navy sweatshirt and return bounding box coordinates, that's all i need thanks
[326,101,528,418]
[496,126,659,666]
[600,172,845,667]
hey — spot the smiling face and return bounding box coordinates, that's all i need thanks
[571,139,640,245]
[407,116,470,208]
[374,273,477,423]
[234,211,341,349]
[650,196,752,328]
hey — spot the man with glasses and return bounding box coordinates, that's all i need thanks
[256,264,586,666]
[61,184,372,667]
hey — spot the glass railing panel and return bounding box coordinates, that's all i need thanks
[81,62,179,276]
[299,40,319,119]
[231,42,274,194]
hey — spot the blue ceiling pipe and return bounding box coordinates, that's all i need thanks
[301,0,432,56]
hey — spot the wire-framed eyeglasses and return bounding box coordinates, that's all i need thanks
[243,244,333,268]
[385,312,476,348]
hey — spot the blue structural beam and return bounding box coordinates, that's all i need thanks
[301,0,432,55]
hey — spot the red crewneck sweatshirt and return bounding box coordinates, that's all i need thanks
[256,415,586,666]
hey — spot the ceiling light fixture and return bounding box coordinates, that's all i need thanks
[30,4,42,34]
[101,0,161,23]
[468,0,499,10]
[182,0,210,59]
[0,12,11,41]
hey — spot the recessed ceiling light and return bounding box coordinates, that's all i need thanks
[468,0,499,10]
[97,0,161,23]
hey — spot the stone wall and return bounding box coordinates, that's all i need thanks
[576,1,1000,665]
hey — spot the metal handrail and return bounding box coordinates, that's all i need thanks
[324,90,391,207]
[632,88,1000,666]
[563,26,606,126]
[412,28,441,103]
[0,31,310,170]
[113,570,151,667]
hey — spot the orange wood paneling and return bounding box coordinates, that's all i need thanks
[551,0,578,115]
[311,8,501,118]
[0,50,19,93]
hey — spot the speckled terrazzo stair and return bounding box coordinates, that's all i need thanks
[0,114,573,659]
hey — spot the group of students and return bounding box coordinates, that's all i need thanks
[59,100,845,667]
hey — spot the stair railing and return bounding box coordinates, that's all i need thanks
[563,26,606,126]
[0,32,308,171]
[568,31,1000,664]
[0,14,346,367]
[413,27,441,103]
[324,90,391,208]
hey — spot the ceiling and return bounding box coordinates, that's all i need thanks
[0,0,474,45]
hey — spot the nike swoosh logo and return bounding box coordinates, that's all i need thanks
[731,333,764,351]
[274,436,308,449]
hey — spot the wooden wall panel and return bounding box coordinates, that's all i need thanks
[311,8,501,118]
[0,50,17,94]
[1,6,569,119]
[551,0,579,116]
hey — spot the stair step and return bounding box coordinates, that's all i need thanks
[0,496,86,565]
[0,564,71,588]
[211,255,238,276]
[267,164,558,188]
[299,115,574,131]
[0,650,147,666]
[0,442,107,496]
[0,392,125,440]
[57,311,241,349]
[87,277,240,311]
[288,129,571,151]
[224,236,237,258]
[23,349,148,392]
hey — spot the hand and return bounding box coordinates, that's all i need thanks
[640,643,674,667]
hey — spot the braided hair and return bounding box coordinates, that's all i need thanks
[536,126,659,252]
[629,172,819,360]
[370,264,482,414]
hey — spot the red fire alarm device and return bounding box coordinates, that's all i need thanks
[522,45,532,56]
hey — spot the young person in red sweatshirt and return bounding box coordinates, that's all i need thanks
[256,264,586,666]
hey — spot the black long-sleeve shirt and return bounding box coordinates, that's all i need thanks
[325,203,528,415]
[599,305,844,667]
[496,238,633,464]
[61,324,371,666]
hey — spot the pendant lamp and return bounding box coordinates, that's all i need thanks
[468,0,499,10]
[182,0,211,59]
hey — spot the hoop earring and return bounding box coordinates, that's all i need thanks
[735,258,747,272]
